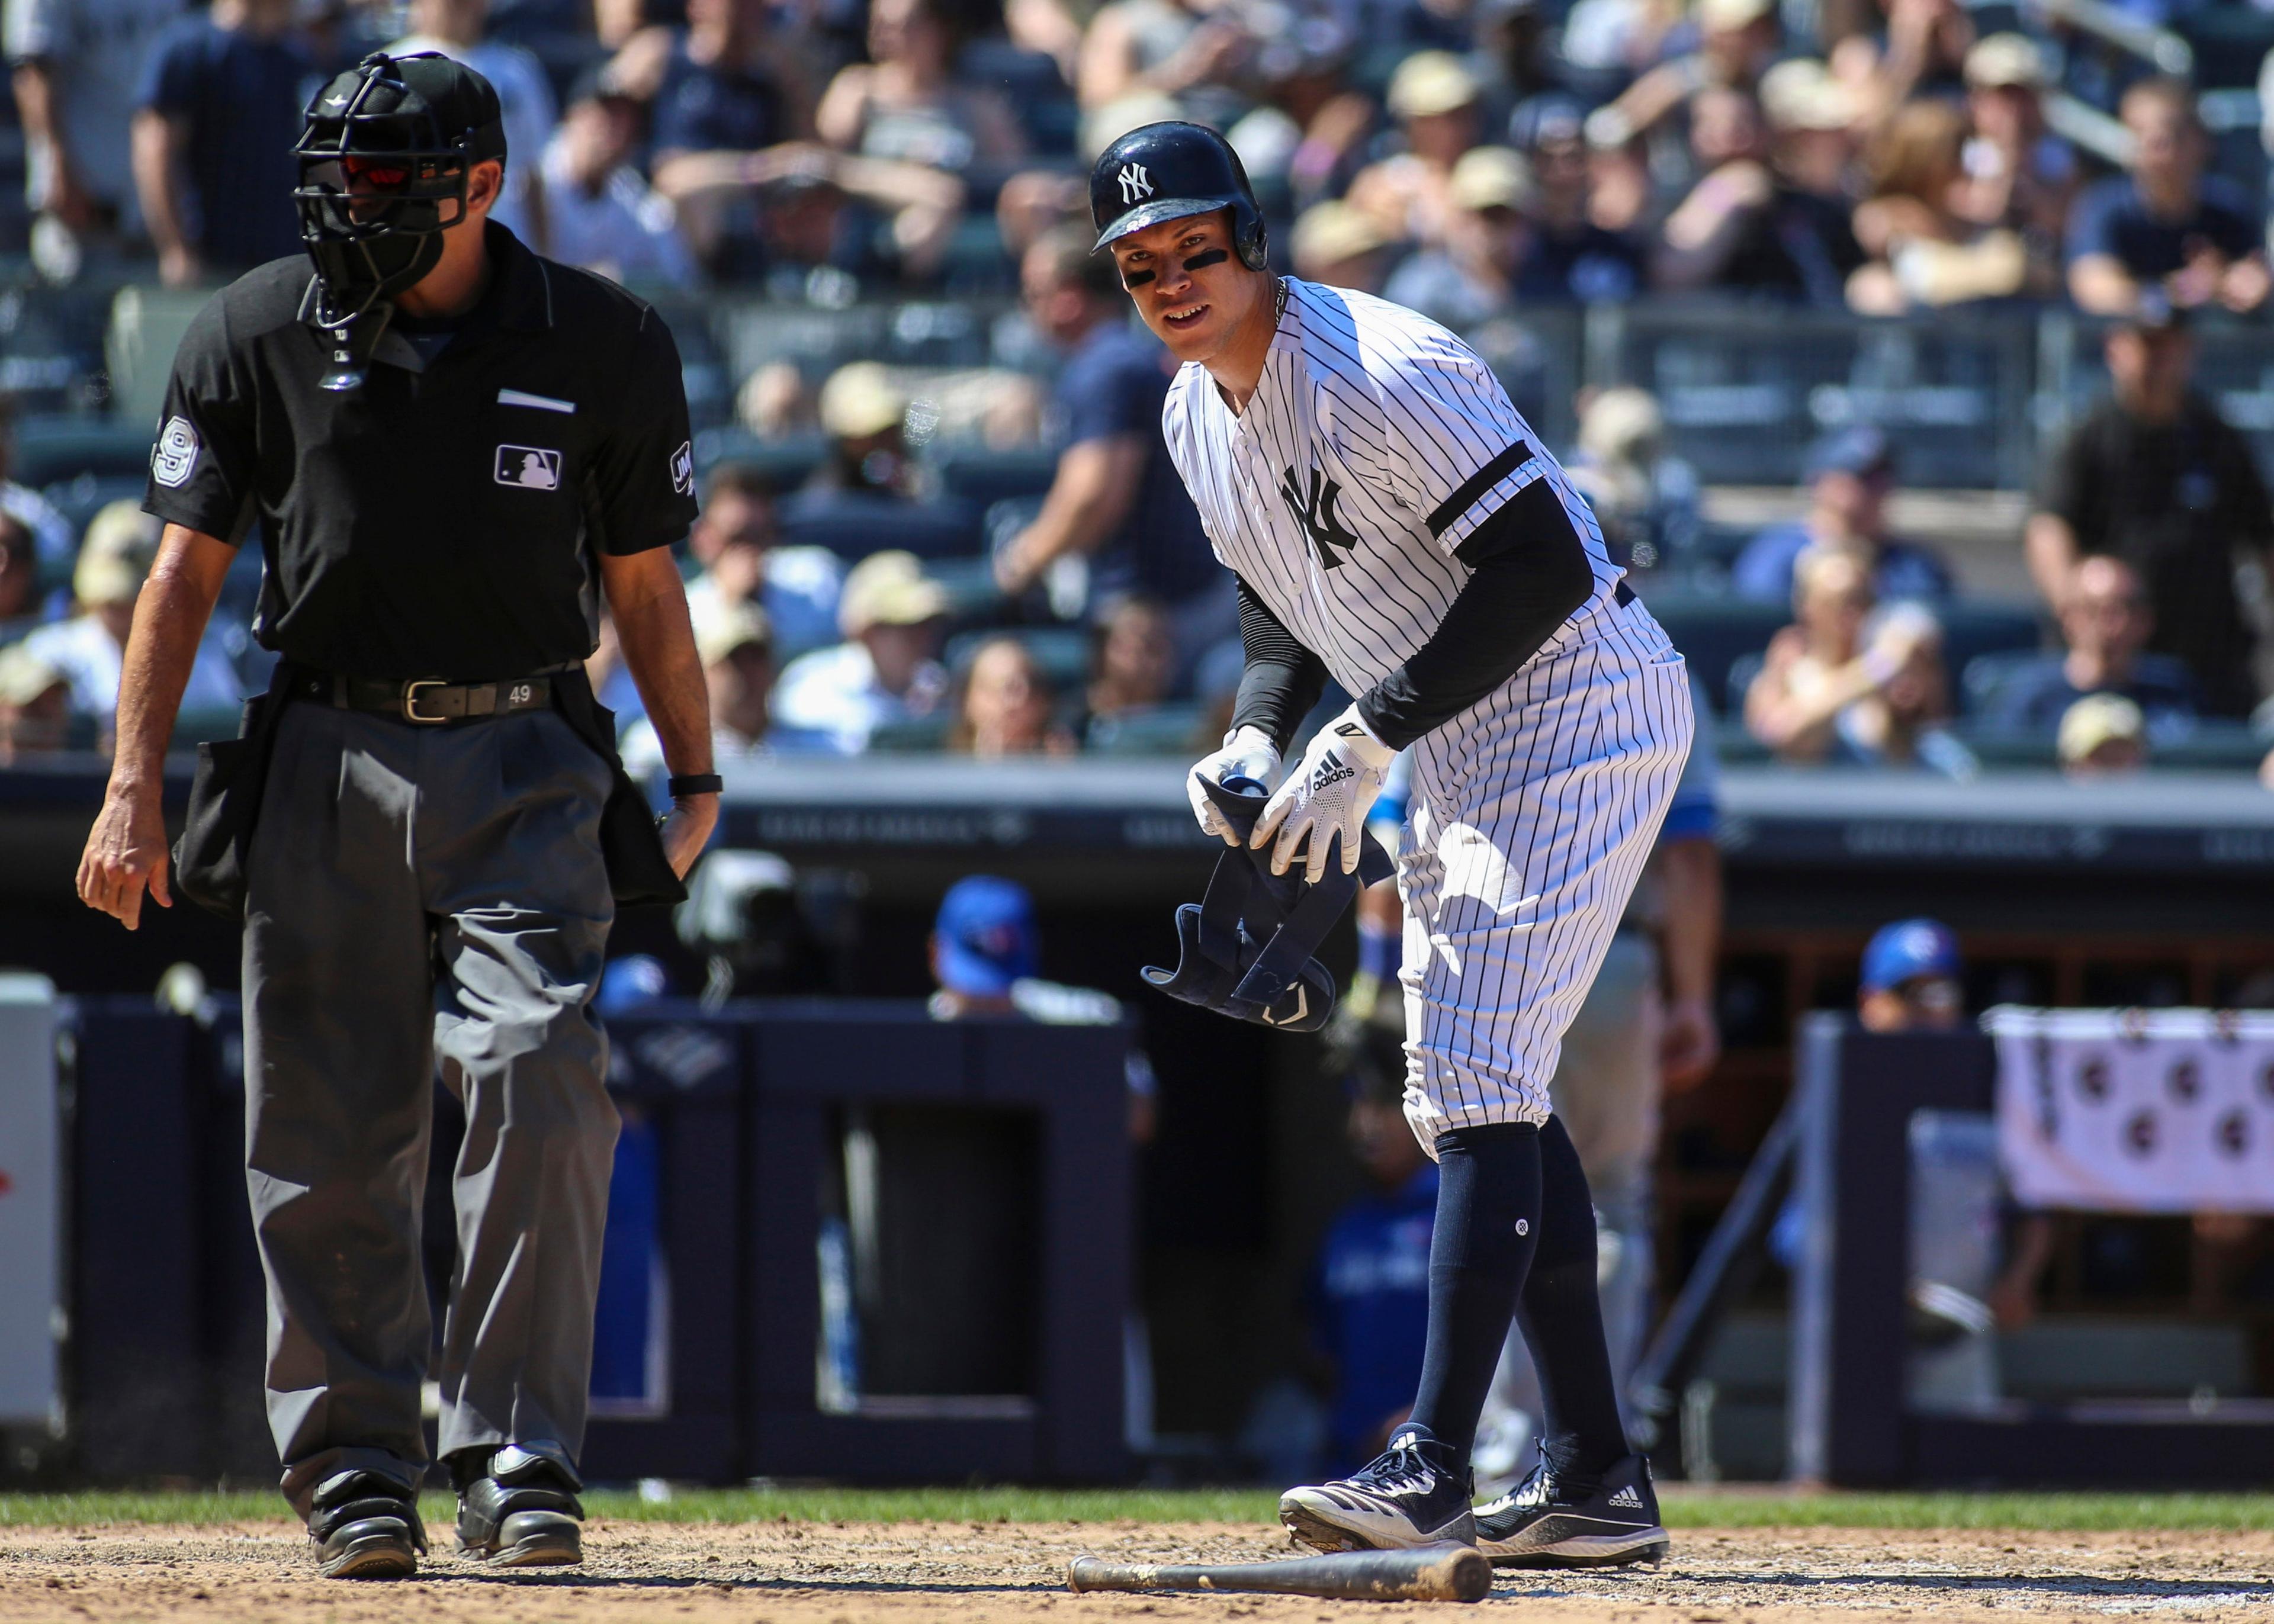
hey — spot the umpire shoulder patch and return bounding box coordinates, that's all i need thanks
[152,416,200,488]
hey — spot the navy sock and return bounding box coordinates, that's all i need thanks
[1514,1115,1630,1491]
[1404,1121,1541,1475]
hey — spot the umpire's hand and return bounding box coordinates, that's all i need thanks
[79,786,173,930]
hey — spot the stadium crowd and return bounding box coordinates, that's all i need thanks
[6,0,2274,776]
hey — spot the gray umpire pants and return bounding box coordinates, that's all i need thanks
[241,699,618,1517]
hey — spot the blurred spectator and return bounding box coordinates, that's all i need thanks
[1558,0,1685,91]
[1514,93,1649,290]
[4,0,179,281]
[1560,386,1698,572]
[1981,555,2197,734]
[1305,1023,1435,1474]
[620,596,778,776]
[807,362,918,497]
[771,549,950,752]
[20,502,241,727]
[0,512,38,625]
[131,0,310,287]
[684,461,843,661]
[648,0,796,166]
[1289,200,1392,291]
[2027,301,2272,716]
[537,66,700,288]
[1843,98,2028,313]
[1390,142,1645,320]
[1744,548,1949,766]
[995,228,1231,673]
[0,642,69,763]
[1854,0,1974,125]
[1755,59,1857,202]
[817,0,1026,176]
[0,404,71,577]
[927,873,1159,1140]
[1081,593,1178,740]
[949,635,1076,756]
[2057,692,2147,777]
[391,0,559,246]
[1383,147,1525,324]
[1586,0,1780,153]
[1857,917,1963,1032]
[2066,76,2269,319]
[648,0,850,274]
[1219,29,1369,208]
[1733,426,1954,604]
[1077,0,1253,130]
[1951,34,2074,300]
[1347,52,1484,250]
[1653,85,1862,303]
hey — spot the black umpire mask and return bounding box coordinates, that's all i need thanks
[291,53,508,390]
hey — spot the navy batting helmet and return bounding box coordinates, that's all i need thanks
[1090,121,1269,271]
[1142,776,1391,1032]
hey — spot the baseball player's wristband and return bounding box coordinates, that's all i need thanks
[667,773,724,798]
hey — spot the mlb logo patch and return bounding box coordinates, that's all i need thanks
[670,439,693,496]
[495,445,562,490]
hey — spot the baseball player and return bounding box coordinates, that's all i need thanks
[1090,122,1692,1564]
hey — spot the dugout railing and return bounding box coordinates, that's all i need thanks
[55,996,1132,1485]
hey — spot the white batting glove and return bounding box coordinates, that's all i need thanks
[1186,725,1284,847]
[1252,705,1396,883]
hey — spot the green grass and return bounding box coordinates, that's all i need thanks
[2,1486,2269,1532]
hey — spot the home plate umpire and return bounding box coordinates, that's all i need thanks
[75,52,722,1578]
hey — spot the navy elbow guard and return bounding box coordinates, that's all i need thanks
[1142,775,1394,1032]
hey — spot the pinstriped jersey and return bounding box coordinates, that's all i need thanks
[1160,277,1621,700]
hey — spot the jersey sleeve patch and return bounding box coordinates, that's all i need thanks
[152,416,200,489]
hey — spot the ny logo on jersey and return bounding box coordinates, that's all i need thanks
[1280,464,1361,570]
[1117,163,1153,203]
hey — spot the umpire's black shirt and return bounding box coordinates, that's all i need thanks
[145,221,701,681]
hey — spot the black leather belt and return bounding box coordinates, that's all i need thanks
[287,668,556,725]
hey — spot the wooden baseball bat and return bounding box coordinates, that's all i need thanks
[1066,1542,1492,1602]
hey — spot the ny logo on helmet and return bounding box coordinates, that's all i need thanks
[1118,163,1153,204]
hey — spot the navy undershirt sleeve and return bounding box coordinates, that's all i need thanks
[1229,576,1328,755]
[1355,477,1596,751]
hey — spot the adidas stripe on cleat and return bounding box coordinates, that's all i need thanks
[1473,1452,1669,1569]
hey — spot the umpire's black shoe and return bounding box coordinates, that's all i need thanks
[453,1441,585,1567]
[308,1468,427,1580]
[1473,1452,1668,1568]
[1279,1426,1476,1552]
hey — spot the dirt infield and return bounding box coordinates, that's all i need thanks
[4,1519,2269,1623]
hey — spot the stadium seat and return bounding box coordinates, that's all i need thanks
[692,428,828,491]
[14,419,154,487]
[1938,603,2045,682]
[866,713,953,752]
[922,555,1010,622]
[778,490,982,561]
[1085,703,1208,756]
[933,446,1058,509]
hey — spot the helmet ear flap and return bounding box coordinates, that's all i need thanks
[1237,217,1270,272]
